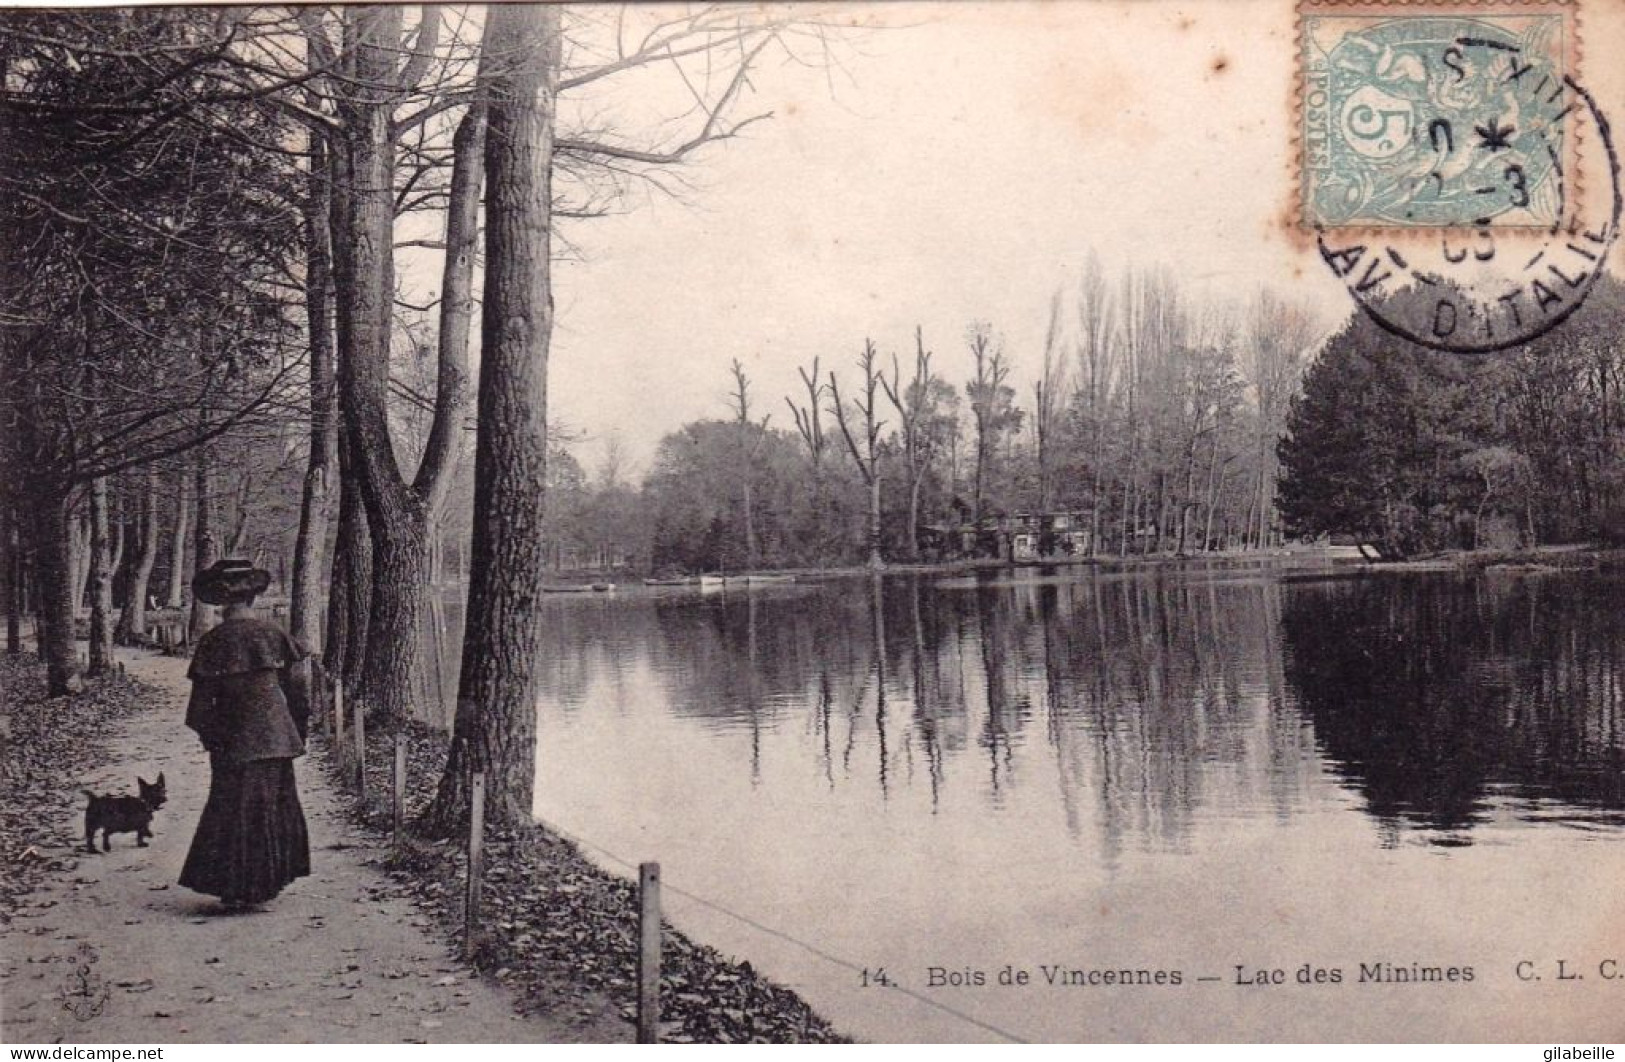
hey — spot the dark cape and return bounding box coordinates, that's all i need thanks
[180,615,310,904]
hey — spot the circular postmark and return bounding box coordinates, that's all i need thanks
[1309,21,1622,353]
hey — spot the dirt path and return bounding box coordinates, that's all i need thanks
[1,644,625,1044]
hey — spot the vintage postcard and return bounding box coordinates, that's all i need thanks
[1,0,1623,1048]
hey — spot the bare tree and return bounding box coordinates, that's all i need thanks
[1243,290,1318,548]
[1034,289,1068,514]
[728,358,770,571]
[597,431,628,489]
[880,327,951,560]
[786,356,827,468]
[1073,254,1116,555]
[965,322,1018,527]
[829,340,888,570]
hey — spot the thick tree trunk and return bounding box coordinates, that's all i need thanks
[115,468,160,642]
[325,427,372,693]
[332,8,468,726]
[423,3,561,835]
[291,137,338,656]
[165,469,188,608]
[33,486,82,695]
[334,6,416,723]
[87,474,113,673]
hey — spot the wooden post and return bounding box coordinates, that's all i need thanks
[637,862,662,1044]
[463,771,486,960]
[392,732,406,849]
[353,695,366,800]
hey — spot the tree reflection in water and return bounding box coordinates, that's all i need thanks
[1283,572,1625,837]
[419,566,1625,852]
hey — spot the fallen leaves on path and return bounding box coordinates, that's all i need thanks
[0,656,154,924]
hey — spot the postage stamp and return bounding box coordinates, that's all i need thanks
[1300,0,1621,352]
[1300,0,1579,229]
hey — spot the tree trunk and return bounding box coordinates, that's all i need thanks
[68,511,90,615]
[290,135,339,656]
[325,427,372,693]
[33,486,82,695]
[867,469,883,570]
[907,472,923,562]
[189,441,217,641]
[335,6,418,724]
[972,432,987,526]
[2,501,15,654]
[115,468,159,641]
[88,474,113,673]
[742,472,758,571]
[332,8,471,725]
[108,489,126,584]
[166,469,188,608]
[422,3,561,834]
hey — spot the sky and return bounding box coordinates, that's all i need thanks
[442,0,1625,477]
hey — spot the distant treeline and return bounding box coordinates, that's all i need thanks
[539,260,1325,574]
[1278,274,1625,557]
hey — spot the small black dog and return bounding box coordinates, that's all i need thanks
[82,774,166,853]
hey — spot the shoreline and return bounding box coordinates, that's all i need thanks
[323,720,848,1043]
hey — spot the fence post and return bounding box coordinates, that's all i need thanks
[637,862,662,1044]
[463,771,486,961]
[353,695,366,800]
[392,732,407,849]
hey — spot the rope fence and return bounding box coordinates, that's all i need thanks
[530,811,1030,1044]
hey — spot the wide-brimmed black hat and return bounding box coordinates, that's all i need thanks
[193,558,271,606]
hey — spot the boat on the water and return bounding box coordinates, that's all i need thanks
[643,576,696,586]
[542,585,597,594]
[730,573,798,586]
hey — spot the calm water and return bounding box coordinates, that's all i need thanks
[425,565,1625,1042]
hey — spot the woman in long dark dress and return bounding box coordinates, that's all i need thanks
[179,559,310,909]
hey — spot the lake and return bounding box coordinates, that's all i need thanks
[425,563,1625,1042]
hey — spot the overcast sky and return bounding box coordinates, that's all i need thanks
[476,1,1625,476]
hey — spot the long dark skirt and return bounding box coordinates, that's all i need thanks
[180,756,310,904]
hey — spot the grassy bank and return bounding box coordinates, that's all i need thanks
[324,721,848,1044]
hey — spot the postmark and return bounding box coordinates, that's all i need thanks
[1299,0,1621,352]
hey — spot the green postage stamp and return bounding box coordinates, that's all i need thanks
[1300,0,1579,228]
